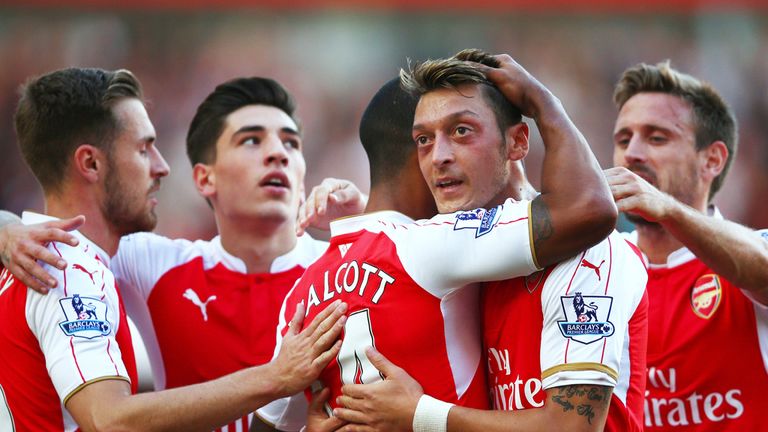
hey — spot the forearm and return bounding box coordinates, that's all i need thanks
[662,203,768,300]
[74,365,286,432]
[447,385,610,432]
[533,92,616,267]
[0,210,21,228]
[0,211,22,268]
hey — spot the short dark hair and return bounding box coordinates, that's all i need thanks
[614,61,738,200]
[186,77,298,166]
[400,48,522,133]
[14,68,143,192]
[359,77,420,187]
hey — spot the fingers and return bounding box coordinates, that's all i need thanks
[305,299,345,334]
[309,387,333,415]
[312,339,343,370]
[8,261,51,294]
[45,215,84,242]
[23,240,67,271]
[364,347,401,379]
[17,249,59,290]
[333,406,370,425]
[340,383,367,399]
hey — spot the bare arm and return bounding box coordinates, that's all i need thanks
[481,56,617,268]
[606,166,768,305]
[334,349,610,432]
[0,211,82,293]
[67,301,347,432]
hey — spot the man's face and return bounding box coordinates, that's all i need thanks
[206,104,306,224]
[103,98,169,235]
[612,92,705,223]
[413,84,511,213]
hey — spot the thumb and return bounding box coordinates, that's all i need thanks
[288,301,306,335]
[365,347,402,379]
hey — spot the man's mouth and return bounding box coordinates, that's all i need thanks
[260,172,290,189]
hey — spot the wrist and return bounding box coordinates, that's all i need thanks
[412,395,454,432]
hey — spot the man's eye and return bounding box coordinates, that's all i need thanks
[243,137,260,145]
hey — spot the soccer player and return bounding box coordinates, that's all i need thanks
[605,62,768,431]
[0,67,346,431]
[0,76,366,431]
[259,51,617,431]
[325,50,648,432]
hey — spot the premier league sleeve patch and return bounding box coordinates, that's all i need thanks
[58,294,112,339]
[453,206,500,238]
[558,292,614,344]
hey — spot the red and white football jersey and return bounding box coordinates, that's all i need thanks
[110,232,327,432]
[260,200,540,430]
[0,212,137,432]
[629,223,768,431]
[483,231,648,431]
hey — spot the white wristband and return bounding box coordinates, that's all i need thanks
[412,395,454,432]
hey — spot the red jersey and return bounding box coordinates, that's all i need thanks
[632,225,768,431]
[483,231,648,431]
[0,212,137,432]
[110,232,326,432]
[261,201,540,430]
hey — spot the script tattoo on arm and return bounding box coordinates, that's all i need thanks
[550,385,611,425]
[530,198,554,259]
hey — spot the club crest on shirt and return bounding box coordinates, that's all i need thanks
[453,206,500,238]
[58,294,111,339]
[558,292,614,344]
[690,274,722,319]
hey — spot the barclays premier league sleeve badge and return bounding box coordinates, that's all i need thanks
[453,206,501,238]
[58,294,112,339]
[558,292,614,344]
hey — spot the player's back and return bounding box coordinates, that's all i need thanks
[282,223,489,410]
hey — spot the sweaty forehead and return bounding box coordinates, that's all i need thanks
[615,92,694,134]
[224,104,298,134]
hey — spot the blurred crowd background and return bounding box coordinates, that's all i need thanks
[1,2,767,240]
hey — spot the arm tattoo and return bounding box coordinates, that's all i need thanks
[530,198,553,257]
[551,385,611,425]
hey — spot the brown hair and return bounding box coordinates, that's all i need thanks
[15,67,143,193]
[400,48,522,133]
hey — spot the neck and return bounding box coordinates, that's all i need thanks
[216,214,297,273]
[365,171,436,220]
[45,190,121,256]
[635,223,684,265]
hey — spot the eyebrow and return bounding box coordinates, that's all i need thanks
[614,124,676,138]
[412,110,481,132]
[233,125,300,136]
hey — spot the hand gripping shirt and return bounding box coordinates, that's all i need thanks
[110,232,327,432]
[628,218,768,431]
[260,200,540,431]
[0,212,136,432]
[483,231,648,431]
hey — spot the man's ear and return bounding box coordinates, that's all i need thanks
[505,122,530,162]
[193,163,216,199]
[72,145,103,184]
[700,140,728,182]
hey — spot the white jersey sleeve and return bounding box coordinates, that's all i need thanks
[27,241,129,403]
[111,232,195,301]
[539,232,647,389]
[389,199,538,297]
